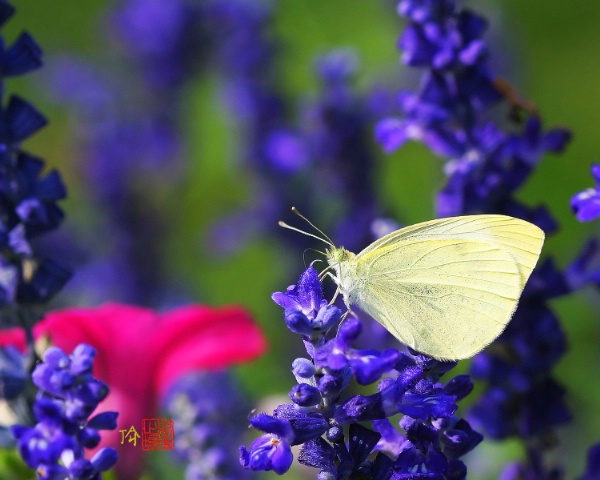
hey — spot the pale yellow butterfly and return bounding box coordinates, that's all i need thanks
[280,208,544,360]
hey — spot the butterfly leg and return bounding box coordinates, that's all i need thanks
[320,271,342,305]
[320,270,354,322]
[330,286,341,305]
[334,308,357,339]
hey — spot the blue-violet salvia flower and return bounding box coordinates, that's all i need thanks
[242,266,481,478]
[11,344,118,479]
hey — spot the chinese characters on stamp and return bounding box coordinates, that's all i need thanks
[119,418,174,451]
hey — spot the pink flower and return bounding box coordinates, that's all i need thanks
[0,302,267,479]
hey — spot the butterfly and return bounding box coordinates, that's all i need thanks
[280,208,544,360]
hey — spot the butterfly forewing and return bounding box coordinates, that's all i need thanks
[357,215,544,286]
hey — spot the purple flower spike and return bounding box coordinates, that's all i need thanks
[246,258,480,477]
[11,344,118,478]
[375,4,584,477]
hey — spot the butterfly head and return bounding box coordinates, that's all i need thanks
[326,246,354,266]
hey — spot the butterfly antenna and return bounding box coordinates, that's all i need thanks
[291,206,335,245]
[279,207,334,247]
[278,221,333,246]
[302,250,325,267]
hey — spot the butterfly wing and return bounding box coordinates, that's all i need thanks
[357,215,544,287]
[348,215,544,360]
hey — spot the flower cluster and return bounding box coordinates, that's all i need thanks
[11,344,118,479]
[0,1,69,325]
[375,0,600,476]
[240,266,481,478]
[165,371,252,480]
[0,0,72,463]
[377,0,570,221]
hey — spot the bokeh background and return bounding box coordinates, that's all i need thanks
[4,0,600,478]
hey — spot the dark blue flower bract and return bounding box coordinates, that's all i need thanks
[0,1,70,325]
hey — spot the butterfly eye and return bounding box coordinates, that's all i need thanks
[336,249,348,262]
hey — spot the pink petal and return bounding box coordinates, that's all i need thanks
[0,327,27,350]
[40,303,157,382]
[150,305,267,395]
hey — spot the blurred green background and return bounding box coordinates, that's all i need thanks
[4,0,600,478]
